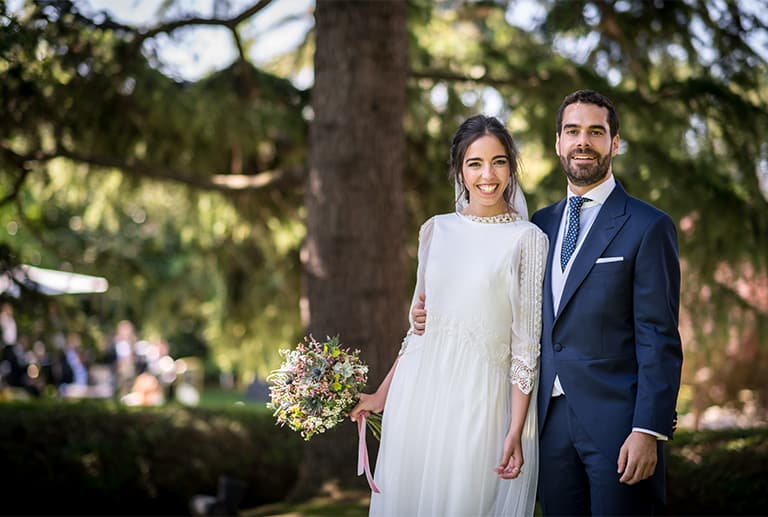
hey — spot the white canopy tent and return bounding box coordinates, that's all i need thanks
[0,264,109,297]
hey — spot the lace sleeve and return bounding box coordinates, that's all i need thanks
[508,226,548,393]
[398,217,435,356]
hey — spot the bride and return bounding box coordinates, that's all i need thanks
[350,115,547,516]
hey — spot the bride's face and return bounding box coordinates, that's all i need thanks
[461,135,511,217]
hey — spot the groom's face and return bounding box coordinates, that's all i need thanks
[555,102,620,188]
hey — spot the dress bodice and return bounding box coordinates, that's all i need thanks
[425,213,524,324]
[409,213,547,391]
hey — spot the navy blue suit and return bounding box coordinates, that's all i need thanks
[531,181,682,515]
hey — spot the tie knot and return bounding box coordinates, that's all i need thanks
[569,196,590,211]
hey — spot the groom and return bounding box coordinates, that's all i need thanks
[413,90,682,515]
[530,89,682,515]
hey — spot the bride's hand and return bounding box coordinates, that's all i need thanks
[349,392,385,422]
[495,431,524,479]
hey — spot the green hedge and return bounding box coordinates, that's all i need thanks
[0,400,303,515]
[1,401,766,515]
[666,427,768,515]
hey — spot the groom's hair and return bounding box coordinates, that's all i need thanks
[556,90,620,139]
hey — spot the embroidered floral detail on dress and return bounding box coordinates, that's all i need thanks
[426,313,511,369]
[509,356,535,394]
[462,212,523,224]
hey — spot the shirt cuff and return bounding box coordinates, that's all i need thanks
[632,427,668,441]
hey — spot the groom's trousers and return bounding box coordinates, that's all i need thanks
[538,394,656,516]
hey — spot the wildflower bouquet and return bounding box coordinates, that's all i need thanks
[267,334,382,441]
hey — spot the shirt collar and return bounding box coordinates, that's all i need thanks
[566,173,616,206]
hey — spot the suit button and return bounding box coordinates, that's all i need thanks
[553,343,563,352]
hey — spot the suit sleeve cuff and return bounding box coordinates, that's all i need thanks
[633,427,668,441]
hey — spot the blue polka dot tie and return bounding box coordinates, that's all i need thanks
[560,196,590,271]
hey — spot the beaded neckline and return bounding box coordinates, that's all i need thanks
[460,212,522,224]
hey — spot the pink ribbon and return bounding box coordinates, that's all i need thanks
[357,415,381,493]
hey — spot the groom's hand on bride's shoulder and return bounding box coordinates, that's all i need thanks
[412,293,427,335]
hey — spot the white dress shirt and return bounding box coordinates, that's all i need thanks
[548,174,667,440]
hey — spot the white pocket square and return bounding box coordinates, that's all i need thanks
[596,256,624,263]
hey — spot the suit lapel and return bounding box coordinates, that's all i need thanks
[555,183,630,321]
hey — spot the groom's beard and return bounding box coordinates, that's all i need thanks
[560,148,612,187]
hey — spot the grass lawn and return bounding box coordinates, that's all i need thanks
[243,492,544,517]
[243,488,370,517]
[242,486,544,517]
[197,387,270,411]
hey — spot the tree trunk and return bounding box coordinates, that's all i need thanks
[293,0,408,499]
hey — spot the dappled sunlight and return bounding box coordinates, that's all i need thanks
[242,481,372,517]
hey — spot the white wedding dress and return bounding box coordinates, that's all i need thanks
[369,212,547,517]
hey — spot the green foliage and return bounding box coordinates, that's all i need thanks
[666,427,768,515]
[1,0,767,411]
[0,400,304,515]
[1,1,308,381]
[408,1,768,268]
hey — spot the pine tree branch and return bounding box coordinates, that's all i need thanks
[0,147,34,207]
[409,67,545,88]
[408,65,587,89]
[55,147,305,192]
[232,27,248,62]
[0,169,31,208]
[131,0,274,48]
[0,143,304,193]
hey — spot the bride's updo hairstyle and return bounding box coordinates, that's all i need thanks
[449,114,521,210]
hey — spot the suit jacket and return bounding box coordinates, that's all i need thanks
[531,181,683,499]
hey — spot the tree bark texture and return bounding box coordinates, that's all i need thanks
[295,0,409,498]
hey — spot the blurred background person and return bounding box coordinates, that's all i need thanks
[0,302,17,347]
[59,331,89,398]
[1,333,41,398]
[104,319,137,398]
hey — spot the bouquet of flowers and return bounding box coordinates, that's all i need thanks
[267,334,381,441]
